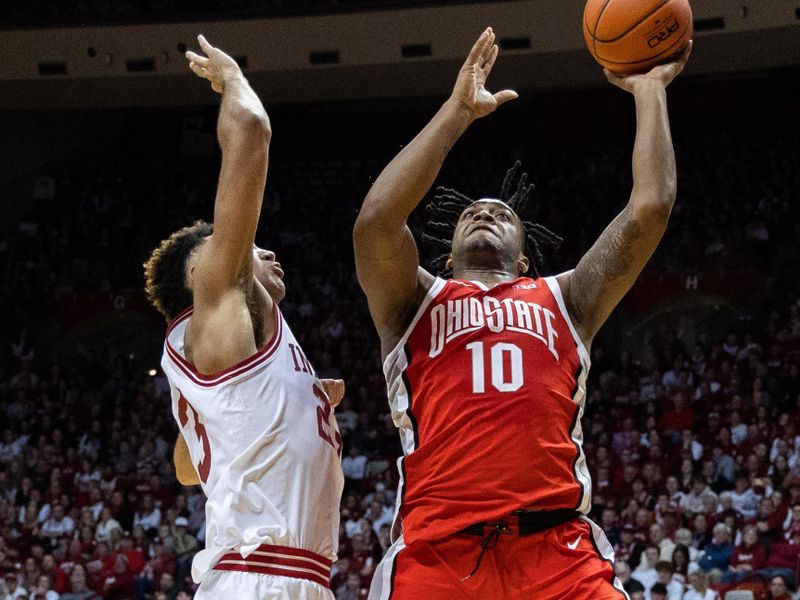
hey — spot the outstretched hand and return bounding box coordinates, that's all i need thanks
[605,41,692,93]
[450,27,518,121]
[320,379,345,409]
[185,34,243,94]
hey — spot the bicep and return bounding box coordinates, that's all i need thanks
[354,223,431,327]
[564,202,670,343]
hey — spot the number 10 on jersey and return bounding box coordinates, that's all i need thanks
[466,342,523,393]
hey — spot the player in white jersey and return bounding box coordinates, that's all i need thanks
[143,35,344,600]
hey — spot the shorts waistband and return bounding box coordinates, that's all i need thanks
[461,508,580,537]
[213,543,332,588]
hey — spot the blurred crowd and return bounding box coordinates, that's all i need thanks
[0,93,798,600]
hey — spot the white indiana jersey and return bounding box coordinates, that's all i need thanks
[161,304,344,584]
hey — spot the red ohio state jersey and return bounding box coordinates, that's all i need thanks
[383,276,592,545]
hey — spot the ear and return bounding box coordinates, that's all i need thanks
[517,253,530,275]
[445,254,454,271]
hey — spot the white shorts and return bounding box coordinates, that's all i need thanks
[195,569,334,600]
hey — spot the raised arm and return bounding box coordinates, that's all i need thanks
[558,43,692,347]
[184,36,272,373]
[353,28,517,348]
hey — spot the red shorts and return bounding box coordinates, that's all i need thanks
[369,516,629,600]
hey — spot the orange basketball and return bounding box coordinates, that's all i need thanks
[583,0,693,75]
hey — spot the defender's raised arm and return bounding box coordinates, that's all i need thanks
[353,28,517,352]
[184,35,273,373]
[558,43,692,347]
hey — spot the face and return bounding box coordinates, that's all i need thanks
[770,577,787,596]
[743,528,757,544]
[251,245,285,303]
[159,573,174,591]
[449,200,528,275]
[650,524,663,542]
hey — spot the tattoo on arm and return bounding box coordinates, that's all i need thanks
[568,205,641,323]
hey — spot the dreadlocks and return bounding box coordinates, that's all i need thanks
[422,161,562,277]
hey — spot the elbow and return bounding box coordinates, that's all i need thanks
[353,207,377,242]
[354,196,385,232]
[631,184,676,224]
[222,105,272,144]
[634,198,673,226]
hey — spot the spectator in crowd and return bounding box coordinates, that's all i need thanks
[768,575,792,600]
[691,515,712,554]
[28,575,58,600]
[682,478,719,516]
[670,543,692,585]
[653,561,682,600]
[1,572,26,599]
[342,446,367,488]
[723,524,766,583]
[132,496,160,534]
[617,523,645,570]
[615,561,645,597]
[60,566,99,600]
[649,582,668,600]
[756,529,800,589]
[697,523,733,578]
[94,509,121,543]
[335,572,367,600]
[40,505,74,548]
[633,545,659,594]
[649,523,676,562]
[683,568,719,600]
[100,554,134,599]
[169,518,197,582]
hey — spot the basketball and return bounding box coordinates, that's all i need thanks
[583,0,693,74]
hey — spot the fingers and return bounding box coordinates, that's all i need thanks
[673,39,693,75]
[464,27,494,68]
[679,39,693,64]
[321,379,345,408]
[482,44,500,78]
[185,51,209,66]
[197,34,214,55]
[493,89,519,106]
[603,68,625,88]
[188,61,210,80]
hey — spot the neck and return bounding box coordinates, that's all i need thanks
[452,267,519,287]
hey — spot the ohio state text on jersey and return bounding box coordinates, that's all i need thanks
[161,305,343,583]
[384,276,591,545]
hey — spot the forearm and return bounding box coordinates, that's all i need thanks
[217,73,271,147]
[203,71,270,275]
[630,81,676,214]
[358,99,472,230]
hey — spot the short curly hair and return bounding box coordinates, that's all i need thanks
[143,221,213,321]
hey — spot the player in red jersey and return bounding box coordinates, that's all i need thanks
[353,28,691,599]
